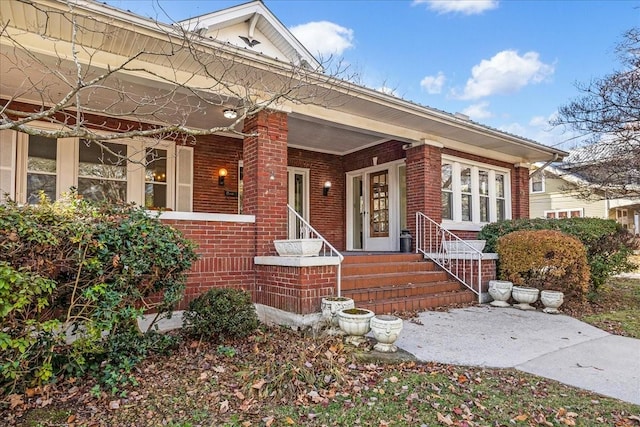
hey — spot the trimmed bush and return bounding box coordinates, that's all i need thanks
[0,194,197,394]
[496,230,590,303]
[183,288,259,342]
[479,217,636,296]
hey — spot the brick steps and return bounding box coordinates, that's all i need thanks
[340,253,476,314]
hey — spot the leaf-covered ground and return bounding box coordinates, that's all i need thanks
[3,324,639,427]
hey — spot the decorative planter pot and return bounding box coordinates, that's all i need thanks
[511,286,539,310]
[337,308,375,346]
[488,280,513,307]
[540,290,564,314]
[274,239,323,257]
[443,239,486,254]
[370,315,403,353]
[321,297,355,326]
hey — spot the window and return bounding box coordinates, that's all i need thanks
[545,208,583,219]
[26,135,57,204]
[441,163,453,220]
[1,129,192,210]
[78,140,127,203]
[441,157,511,226]
[530,170,545,193]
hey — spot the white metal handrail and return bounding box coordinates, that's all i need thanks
[287,205,345,297]
[416,212,482,302]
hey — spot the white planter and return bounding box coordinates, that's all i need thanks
[274,238,323,257]
[337,308,375,346]
[540,290,564,314]
[321,297,355,326]
[443,239,486,254]
[370,315,403,353]
[488,280,513,307]
[512,286,539,311]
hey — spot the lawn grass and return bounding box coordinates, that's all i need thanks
[580,277,640,338]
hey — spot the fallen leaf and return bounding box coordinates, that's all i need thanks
[252,379,266,389]
[513,414,528,422]
[263,416,275,426]
[9,394,23,409]
[219,400,229,413]
[437,412,454,426]
[285,416,295,424]
[109,400,120,410]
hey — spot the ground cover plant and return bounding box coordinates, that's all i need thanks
[0,194,197,395]
[3,281,639,427]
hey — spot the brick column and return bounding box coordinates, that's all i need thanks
[406,142,443,245]
[512,165,530,219]
[242,110,288,256]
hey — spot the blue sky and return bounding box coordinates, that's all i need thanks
[106,0,640,149]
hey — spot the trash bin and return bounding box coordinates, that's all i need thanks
[400,229,412,253]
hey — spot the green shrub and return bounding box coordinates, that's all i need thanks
[0,193,197,394]
[479,217,635,296]
[183,288,259,342]
[496,230,590,303]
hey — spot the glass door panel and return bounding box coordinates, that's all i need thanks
[369,170,389,238]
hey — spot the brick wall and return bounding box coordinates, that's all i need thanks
[512,166,530,219]
[406,143,442,246]
[255,264,338,314]
[243,111,289,256]
[192,135,243,214]
[342,140,405,173]
[161,218,255,310]
[449,257,497,293]
[288,147,345,250]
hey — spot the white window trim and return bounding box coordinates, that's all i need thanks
[9,126,184,210]
[530,171,545,194]
[544,208,584,218]
[441,155,512,228]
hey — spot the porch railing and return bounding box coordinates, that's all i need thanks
[415,212,482,302]
[287,205,345,297]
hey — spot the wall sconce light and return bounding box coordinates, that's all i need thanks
[218,167,228,186]
[323,180,331,196]
[223,109,238,119]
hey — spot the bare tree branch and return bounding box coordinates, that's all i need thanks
[552,27,640,198]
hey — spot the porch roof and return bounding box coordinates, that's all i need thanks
[0,0,567,165]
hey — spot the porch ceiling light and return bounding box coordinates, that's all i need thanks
[218,167,228,186]
[323,180,331,196]
[223,108,238,119]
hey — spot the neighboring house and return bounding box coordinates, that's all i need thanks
[530,146,640,234]
[0,0,566,323]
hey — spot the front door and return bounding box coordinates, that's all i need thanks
[347,163,401,251]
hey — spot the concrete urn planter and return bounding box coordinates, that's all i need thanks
[540,290,564,314]
[274,239,323,257]
[337,308,375,346]
[370,315,403,353]
[321,297,355,326]
[488,280,513,307]
[512,286,539,310]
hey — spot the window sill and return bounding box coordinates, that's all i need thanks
[441,221,484,232]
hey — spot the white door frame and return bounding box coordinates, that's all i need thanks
[345,160,404,251]
[287,166,310,238]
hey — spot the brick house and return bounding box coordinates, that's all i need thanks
[0,0,566,325]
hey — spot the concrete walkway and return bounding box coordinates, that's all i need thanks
[393,305,640,405]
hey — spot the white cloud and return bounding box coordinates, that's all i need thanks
[414,0,499,15]
[456,50,554,100]
[461,102,493,120]
[420,72,446,94]
[499,111,581,147]
[289,21,354,57]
